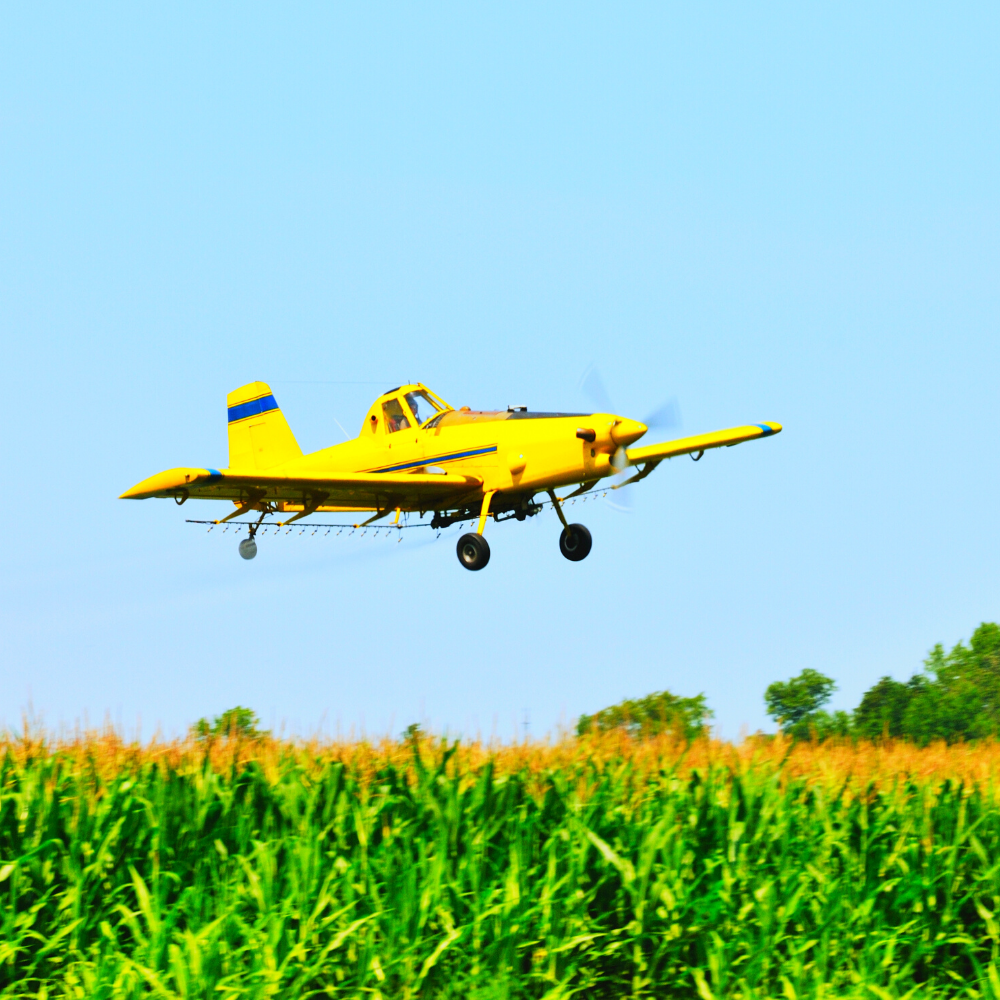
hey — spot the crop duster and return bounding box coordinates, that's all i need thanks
[121,381,781,570]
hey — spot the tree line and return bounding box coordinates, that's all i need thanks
[194,623,1000,746]
[577,621,1000,744]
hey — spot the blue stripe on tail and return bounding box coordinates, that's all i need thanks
[228,395,279,423]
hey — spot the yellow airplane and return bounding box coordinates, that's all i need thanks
[121,381,781,570]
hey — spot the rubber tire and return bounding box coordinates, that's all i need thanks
[559,523,592,562]
[457,532,491,570]
[239,537,258,560]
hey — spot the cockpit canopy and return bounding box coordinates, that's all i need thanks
[364,384,451,435]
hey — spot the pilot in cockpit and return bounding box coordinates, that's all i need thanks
[382,398,411,433]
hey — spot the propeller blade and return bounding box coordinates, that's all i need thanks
[580,364,614,413]
[605,453,635,513]
[643,397,682,430]
[604,490,634,514]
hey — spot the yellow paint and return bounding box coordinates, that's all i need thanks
[477,491,496,535]
[120,382,782,530]
[625,423,783,464]
[226,381,302,470]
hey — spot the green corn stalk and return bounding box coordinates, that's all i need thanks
[2,741,1000,997]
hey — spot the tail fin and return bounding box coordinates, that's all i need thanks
[227,382,303,470]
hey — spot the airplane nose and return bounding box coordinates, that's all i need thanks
[610,418,647,447]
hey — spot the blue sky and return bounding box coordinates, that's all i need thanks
[2,4,998,740]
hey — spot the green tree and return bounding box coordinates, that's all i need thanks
[853,676,920,740]
[808,709,853,740]
[190,706,266,742]
[764,669,836,739]
[848,623,1000,745]
[576,689,711,741]
[901,623,1000,744]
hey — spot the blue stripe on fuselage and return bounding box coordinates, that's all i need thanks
[371,445,498,474]
[228,395,279,423]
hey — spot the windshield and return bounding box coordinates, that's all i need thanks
[405,390,442,426]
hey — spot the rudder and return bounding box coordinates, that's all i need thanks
[227,382,303,470]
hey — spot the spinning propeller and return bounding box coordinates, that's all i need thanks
[580,365,682,509]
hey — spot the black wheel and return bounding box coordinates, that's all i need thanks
[238,537,258,560]
[559,523,592,562]
[457,532,491,570]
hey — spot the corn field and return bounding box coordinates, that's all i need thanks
[4,731,1000,998]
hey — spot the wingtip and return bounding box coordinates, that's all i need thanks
[118,467,214,499]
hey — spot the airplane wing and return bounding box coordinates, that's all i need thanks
[626,422,782,464]
[120,467,483,509]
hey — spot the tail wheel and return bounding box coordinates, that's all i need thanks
[457,533,491,571]
[238,537,258,560]
[559,523,592,562]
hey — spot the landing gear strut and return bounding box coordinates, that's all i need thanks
[456,491,495,570]
[547,489,592,562]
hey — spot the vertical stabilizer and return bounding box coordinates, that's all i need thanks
[227,382,303,470]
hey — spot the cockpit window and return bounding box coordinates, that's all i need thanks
[404,390,442,426]
[382,398,411,433]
